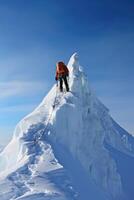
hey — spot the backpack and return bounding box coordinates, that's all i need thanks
[56,62,69,75]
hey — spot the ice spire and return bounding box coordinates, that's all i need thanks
[67,52,80,75]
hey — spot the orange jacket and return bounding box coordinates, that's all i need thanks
[55,62,69,80]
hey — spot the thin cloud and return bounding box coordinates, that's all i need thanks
[0,126,13,146]
[0,104,37,113]
[0,80,48,99]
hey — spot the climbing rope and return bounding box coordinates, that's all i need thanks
[18,84,60,164]
[34,83,59,143]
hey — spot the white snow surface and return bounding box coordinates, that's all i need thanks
[0,53,134,200]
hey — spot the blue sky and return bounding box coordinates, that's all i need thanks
[0,0,134,145]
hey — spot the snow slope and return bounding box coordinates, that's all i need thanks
[0,53,134,200]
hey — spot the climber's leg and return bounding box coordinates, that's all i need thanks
[59,76,63,92]
[63,76,69,92]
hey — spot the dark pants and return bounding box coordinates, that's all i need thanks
[59,75,69,92]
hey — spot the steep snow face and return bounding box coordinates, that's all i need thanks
[0,53,134,200]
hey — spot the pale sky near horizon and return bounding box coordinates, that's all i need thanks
[0,0,134,145]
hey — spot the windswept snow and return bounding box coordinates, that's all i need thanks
[0,53,134,200]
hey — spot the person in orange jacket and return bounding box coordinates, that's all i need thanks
[55,61,69,92]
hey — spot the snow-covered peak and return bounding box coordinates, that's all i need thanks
[0,54,134,200]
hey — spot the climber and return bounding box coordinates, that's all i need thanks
[55,61,69,92]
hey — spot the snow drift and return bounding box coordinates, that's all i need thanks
[0,53,134,200]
